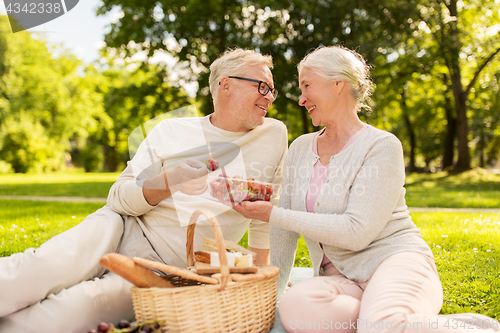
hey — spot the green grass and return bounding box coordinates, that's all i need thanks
[405,169,500,208]
[416,212,500,318]
[0,171,120,198]
[2,199,497,318]
[0,199,103,256]
[1,169,499,318]
[1,168,499,208]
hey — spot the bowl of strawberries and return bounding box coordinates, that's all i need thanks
[209,174,279,203]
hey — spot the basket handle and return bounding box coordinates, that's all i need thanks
[186,209,231,291]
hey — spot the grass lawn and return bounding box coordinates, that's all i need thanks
[0,171,120,198]
[0,200,103,256]
[1,199,498,318]
[416,212,500,318]
[1,168,499,208]
[405,169,500,208]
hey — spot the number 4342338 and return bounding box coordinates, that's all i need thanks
[5,2,62,14]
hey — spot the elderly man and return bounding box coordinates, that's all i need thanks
[0,49,287,333]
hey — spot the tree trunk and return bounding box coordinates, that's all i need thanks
[441,75,456,170]
[401,89,416,173]
[453,86,470,172]
[445,0,471,172]
[478,129,485,168]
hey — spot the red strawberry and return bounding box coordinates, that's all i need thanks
[205,158,219,171]
[211,182,219,191]
[252,183,262,194]
[262,185,269,195]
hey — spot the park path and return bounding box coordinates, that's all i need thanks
[1,195,499,213]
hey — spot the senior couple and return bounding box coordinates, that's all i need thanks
[0,47,497,333]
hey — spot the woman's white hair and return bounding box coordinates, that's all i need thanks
[209,48,273,103]
[298,45,374,111]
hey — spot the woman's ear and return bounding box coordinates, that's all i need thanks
[335,80,346,94]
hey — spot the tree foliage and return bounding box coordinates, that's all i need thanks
[98,0,500,172]
[0,15,190,173]
[0,16,108,172]
[1,0,500,173]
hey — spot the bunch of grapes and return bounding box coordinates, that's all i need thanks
[88,320,163,333]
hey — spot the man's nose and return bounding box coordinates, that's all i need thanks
[264,90,275,102]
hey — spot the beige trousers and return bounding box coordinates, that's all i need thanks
[278,251,499,333]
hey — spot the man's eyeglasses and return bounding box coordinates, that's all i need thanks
[222,76,279,100]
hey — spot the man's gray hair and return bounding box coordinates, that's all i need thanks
[209,49,273,103]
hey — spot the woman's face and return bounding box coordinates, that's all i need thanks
[298,67,341,127]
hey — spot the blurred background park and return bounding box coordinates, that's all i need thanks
[0,0,499,174]
[0,0,499,318]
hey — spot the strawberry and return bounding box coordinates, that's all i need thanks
[262,185,269,195]
[211,181,219,191]
[205,158,219,171]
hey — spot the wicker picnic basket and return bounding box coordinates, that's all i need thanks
[130,209,280,333]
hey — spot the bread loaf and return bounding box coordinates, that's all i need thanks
[100,253,174,288]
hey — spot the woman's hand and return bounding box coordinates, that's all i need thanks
[222,200,273,222]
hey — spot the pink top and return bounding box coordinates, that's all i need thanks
[306,126,369,271]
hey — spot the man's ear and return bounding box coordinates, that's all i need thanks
[219,77,231,96]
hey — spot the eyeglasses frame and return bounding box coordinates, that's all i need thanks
[220,76,278,99]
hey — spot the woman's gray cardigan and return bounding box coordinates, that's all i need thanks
[269,126,433,299]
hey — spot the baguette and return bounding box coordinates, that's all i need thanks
[100,253,174,288]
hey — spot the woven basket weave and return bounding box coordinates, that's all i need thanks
[131,209,279,333]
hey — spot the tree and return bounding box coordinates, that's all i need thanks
[97,0,422,136]
[97,0,500,171]
[0,15,108,172]
[417,0,500,171]
[80,50,192,171]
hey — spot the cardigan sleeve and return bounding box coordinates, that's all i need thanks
[269,136,406,252]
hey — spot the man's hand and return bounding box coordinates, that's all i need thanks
[143,160,208,206]
[166,159,208,195]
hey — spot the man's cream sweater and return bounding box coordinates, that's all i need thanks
[107,115,287,268]
[270,125,433,298]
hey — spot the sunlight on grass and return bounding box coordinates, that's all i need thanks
[0,199,498,318]
[0,171,120,197]
[405,169,500,208]
[0,200,103,256]
[414,212,499,318]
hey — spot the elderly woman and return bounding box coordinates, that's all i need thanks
[230,45,498,333]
